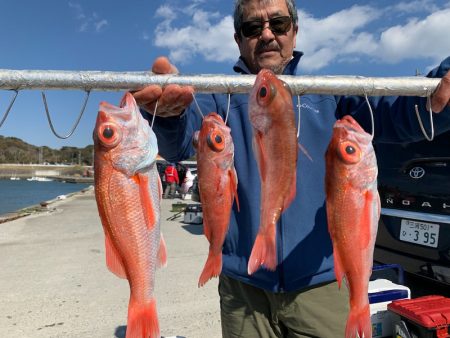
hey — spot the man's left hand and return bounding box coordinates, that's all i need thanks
[431,70,450,113]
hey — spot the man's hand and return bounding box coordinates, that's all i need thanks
[431,70,450,113]
[132,57,194,117]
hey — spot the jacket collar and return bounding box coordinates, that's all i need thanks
[233,51,304,75]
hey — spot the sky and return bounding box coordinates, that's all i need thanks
[0,0,449,149]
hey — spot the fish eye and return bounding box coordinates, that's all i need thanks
[207,130,225,152]
[259,86,268,98]
[257,83,276,106]
[102,127,114,139]
[98,122,122,148]
[345,145,356,155]
[338,141,361,164]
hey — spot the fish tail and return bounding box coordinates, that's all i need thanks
[126,297,159,338]
[345,304,371,338]
[198,251,222,287]
[247,229,277,275]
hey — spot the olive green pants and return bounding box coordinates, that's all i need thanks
[219,274,350,338]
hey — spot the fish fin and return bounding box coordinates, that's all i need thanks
[105,233,127,279]
[283,170,296,211]
[134,173,156,230]
[157,233,167,268]
[361,190,374,249]
[345,304,371,338]
[333,247,345,289]
[126,297,159,338]
[298,142,313,162]
[198,251,222,288]
[247,224,277,275]
[253,131,267,180]
[229,168,240,212]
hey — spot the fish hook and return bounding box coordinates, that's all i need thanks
[414,95,435,141]
[191,92,204,120]
[224,93,231,124]
[363,92,375,139]
[41,90,91,139]
[0,90,19,128]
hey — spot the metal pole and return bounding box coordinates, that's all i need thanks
[0,69,440,96]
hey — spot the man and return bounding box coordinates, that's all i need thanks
[163,163,179,199]
[133,1,450,336]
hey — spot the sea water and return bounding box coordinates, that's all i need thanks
[0,179,91,215]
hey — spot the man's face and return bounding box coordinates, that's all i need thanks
[234,0,298,75]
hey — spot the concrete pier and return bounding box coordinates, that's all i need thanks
[0,189,221,338]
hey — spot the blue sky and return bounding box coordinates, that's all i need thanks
[0,0,449,149]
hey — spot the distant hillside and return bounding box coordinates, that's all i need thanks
[0,135,93,165]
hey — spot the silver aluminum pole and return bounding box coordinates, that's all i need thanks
[0,69,440,96]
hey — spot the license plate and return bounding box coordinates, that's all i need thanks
[399,219,439,248]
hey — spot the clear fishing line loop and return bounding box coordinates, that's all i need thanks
[41,90,91,139]
[191,92,205,120]
[224,92,231,125]
[0,90,19,128]
[363,91,375,139]
[414,94,435,141]
[150,99,158,129]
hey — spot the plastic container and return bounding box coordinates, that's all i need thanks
[369,279,411,337]
[388,295,450,338]
[183,204,203,224]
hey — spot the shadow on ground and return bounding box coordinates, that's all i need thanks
[181,223,203,235]
[115,325,186,338]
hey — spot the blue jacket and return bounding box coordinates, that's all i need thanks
[143,52,450,292]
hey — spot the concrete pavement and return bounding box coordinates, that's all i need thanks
[0,188,221,338]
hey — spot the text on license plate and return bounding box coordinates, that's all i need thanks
[399,219,439,248]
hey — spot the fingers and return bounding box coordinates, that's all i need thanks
[152,56,178,74]
[131,56,193,117]
[157,85,194,117]
[430,71,450,113]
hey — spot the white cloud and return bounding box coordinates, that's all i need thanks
[154,6,237,65]
[377,8,450,64]
[151,1,450,72]
[68,2,108,33]
[297,5,380,71]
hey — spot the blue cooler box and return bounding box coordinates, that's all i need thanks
[369,279,411,337]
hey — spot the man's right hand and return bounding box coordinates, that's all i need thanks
[132,57,194,118]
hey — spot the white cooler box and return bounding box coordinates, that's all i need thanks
[369,279,411,337]
[183,204,203,224]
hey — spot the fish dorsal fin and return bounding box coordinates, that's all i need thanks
[157,233,168,268]
[229,167,240,212]
[105,233,127,279]
[253,131,267,180]
[360,189,374,249]
[283,167,296,211]
[333,246,345,289]
[133,173,156,230]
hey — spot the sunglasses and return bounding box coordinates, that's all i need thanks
[241,16,292,38]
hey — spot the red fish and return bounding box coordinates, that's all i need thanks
[193,112,239,287]
[93,92,167,338]
[248,69,298,275]
[325,115,380,338]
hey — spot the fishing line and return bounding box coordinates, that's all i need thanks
[414,95,435,141]
[363,92,375,139]
[224,93,231,124]
[0,90,19,128]
[150,99,158,129]
[191,93,205,120]
[296,95,301,139]
[41,90,91,139]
